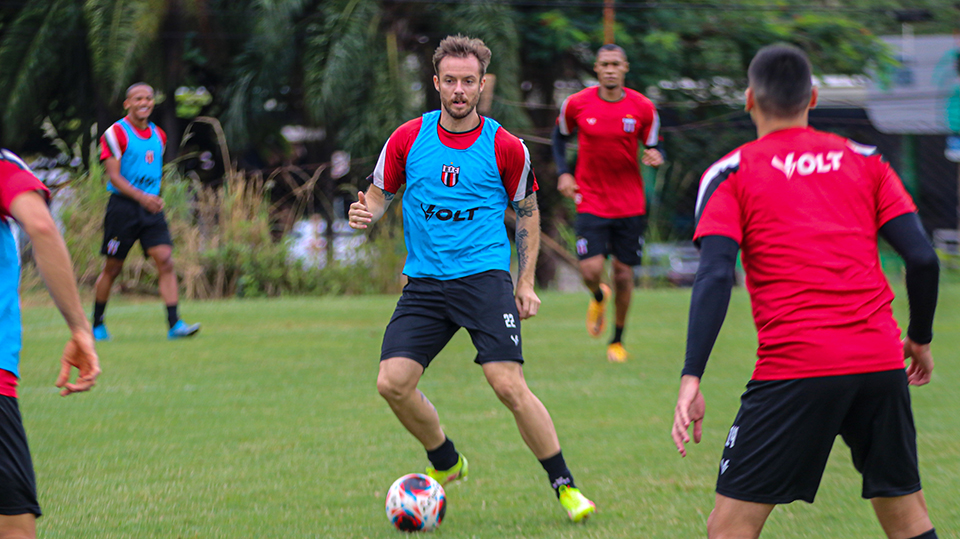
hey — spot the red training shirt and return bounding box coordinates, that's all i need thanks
[100,118,167,161]
[694,127,916,380]
[372,115,537,200]
[557,86,660,218]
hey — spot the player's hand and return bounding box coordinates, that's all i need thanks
[349,191,373,230]
[56,330,100,396]
[139,193,164,213]
[557,173,579,201]
[903,337,934,386]
[515,283,540,320]
[642,148,664,168]
[672,375,705,457]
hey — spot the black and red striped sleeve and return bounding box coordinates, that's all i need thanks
[370,118,421,194]
[495,127,537,202]
[0,150,50,217]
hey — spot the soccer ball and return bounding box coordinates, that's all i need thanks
[384,473,446,532]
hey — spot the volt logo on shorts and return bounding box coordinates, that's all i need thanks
[420,204,480,222]
[725,425,739,448]
[771,151,843,180]
[720,459,731,475]
[510,335,519,346]
[107,237,121,256]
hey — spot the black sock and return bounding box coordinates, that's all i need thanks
[426,437,459,471]
[539,450,575,497]
[93,302,106,327]
[592,288,604,302]
[611,325,624,344]
[166,305,179,329]
[909,529,938,539]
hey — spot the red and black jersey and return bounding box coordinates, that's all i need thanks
[695,127,916,380]
[557,86,660,219]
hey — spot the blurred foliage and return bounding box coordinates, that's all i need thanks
[3,0,957,292]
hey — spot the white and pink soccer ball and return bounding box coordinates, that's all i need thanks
[385,473,446,532]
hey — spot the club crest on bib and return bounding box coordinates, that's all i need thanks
[145,150,155,164]
[440,164,460,187]
[622,115,637,133]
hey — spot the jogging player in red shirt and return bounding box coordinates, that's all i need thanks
[672,45,940,539]
[552,44,663,363]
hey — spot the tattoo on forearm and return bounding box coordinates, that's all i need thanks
[516,228,529,276]
[513,194,538,218]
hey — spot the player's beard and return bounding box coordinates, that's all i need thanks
[442,94,478,120]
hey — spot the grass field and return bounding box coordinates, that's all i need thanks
[16,285,960,538]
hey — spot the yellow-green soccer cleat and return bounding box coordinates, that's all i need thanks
[426,454,468,486]
[559,485,596,522]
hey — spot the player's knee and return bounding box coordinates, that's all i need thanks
[376,375,411,403]
[613,263,633,283]
[102,264,122,279]
[155,256,175,274]
[490,379,527,411]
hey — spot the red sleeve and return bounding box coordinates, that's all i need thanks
[693,151,743,245]
[156,125,167,151]
[635,95,661,147]
[0,152,50,218]
[371,118,421,194]
[495,128,538,202]
[557,93,580,136]
[100,123,127,162]
[873,157,916,228]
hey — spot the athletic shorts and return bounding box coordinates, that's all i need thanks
[0,396,41,517]
[574,213,646,266]
[716,368,920,504]
[101,194,172,260]
[381,269,524,368]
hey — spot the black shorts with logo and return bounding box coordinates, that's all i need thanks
[101,194,172,260]
[0,396,41,517]
[381,270,524,368]
[716,368,920,504]
[574,213,646,266]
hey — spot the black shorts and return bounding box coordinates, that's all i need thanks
[381,270,524,368]
[716,369,920,504]
[574,213,646,266]
[101,194,172,260]
[0,396,40,517]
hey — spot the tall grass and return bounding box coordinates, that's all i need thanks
[34,119,408,300]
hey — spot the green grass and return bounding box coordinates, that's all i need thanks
[16,286,960,538]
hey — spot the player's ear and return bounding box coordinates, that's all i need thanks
[808,86,818,110]
[480,75,486,92]
[433,75,440,92]
[744,87,755,113]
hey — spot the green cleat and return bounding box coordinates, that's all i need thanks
[426,454,468,486]
[559,485,596,523]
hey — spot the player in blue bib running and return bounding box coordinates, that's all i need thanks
[349,35,595,523]
[92,83,200,341]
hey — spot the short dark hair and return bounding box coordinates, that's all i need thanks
[125,82,153,98]
[597,44,627,59]
[747,45,812,118]
[433,35,492,77]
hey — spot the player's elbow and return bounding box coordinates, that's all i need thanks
[21,213,59,241]
[904,245,940,277]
